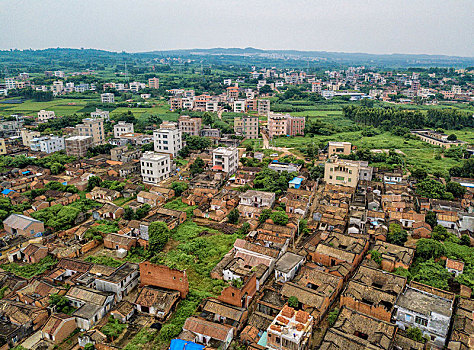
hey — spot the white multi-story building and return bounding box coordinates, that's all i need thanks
[5,78,16,90]
[30,136,65,153]
[233,100,246,113]
[212,147,239,174]
[129,81,146,93]
[37,110,55,123]
[101,93,115,103]
[153,122,182,158]
[90,108,110,121]
[52,81,64,95]
[140,151,172,184]
[114,121,134,138]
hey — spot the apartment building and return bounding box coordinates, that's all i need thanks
[226,86,239,101]
[324,158,360,187]
[153,122,183,158]
[327,141,352,156]
[311,82,322,94]
[234,115,259,139]
[65,136,94,157]
[114,121,134,138]
[140,151,171,184]
[37,110,55,123]
[90,109,110,121]
[233,100,246,113]
[286,116,305,136]
[20,128,40,147]
[148,77,160,89]
[51,81,64,95]
[212,147,239,174]
[267,306,313,350]
[268,114,288,138]
[76,118,105,145]
[178,115,202,136]
[257,99,270,116]
[30,136,65,153]
[101,93,115,103]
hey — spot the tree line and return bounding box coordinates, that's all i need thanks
[343,106,474,130]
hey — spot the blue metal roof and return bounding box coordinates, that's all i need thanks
[169,339,205,350]
[1,189,14,195]
[289,177,303,185]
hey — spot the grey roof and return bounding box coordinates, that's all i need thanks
[396,286,453,317]
[3,214,43,230]
[275,252,305,273]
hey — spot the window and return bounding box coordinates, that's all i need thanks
[336,176,344,181]
[415,316,428,327]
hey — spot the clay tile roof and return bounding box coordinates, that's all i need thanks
[183,317,233,342]
[446,258,464,272]
[295,310,310,324]
[280,305,295,318]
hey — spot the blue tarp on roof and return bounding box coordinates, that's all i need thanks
[289,177,303,185]
[22,171,30,175]
[1,189,14,195]
[257,331,268,347]
[169,339,205,350]
[62,182,67,186]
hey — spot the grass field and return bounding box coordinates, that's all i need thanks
[0,98,95,116]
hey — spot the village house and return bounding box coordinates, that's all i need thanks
[139,208,187,245]
[66,286,115,330]
[92,203,124,220]
[194,189,240,221]
[274,252,305,283]
[389,211,425,229]
[16,278,64,307]
[266,306,313,350]
[139,262,189,298]
[137,190,163,207]
[365,240,415,272]
[280,265,343,323]
[199,298,248,331]
[319,307,397,350]
[446,258,464,277]
[239,190,275,208]
[104,232,137,251]
[182,317,234,350]
[412,221,432,239]
[93,262,140,302]
[340,265,407,322]
[22,243,48,263]
[110,300,135,323]
[41,313,77,344]
[0,300,49,346]
[3,213,45,237]
[447,297,474,349]
[306,232,369,273]
[395,282,455,347]
[86,186,121,202]
[134,285,180,320]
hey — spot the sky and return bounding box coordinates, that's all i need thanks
[1,0,473,57]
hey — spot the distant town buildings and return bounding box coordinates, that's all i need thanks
[114,121,134,138]
[101,93,115,103]
[65,135,94,157]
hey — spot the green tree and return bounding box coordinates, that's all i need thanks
[415,179,448,199]
[171,181,189,196]
[227,209,240,224]
[447,134,457,141]
[238,222,250,235]
[406,327,424,342]
[327,308,340,327]
[270,211,289,226]
[87,176,102,191]
[411,168,428,180]
[460,234,471,246]
[288,296,299,308]
[259,209,272,223]
[190,157,205,176]
[387,223,408,246]
[431,225,451,241]
[148,222,170,256]
[425,211,437,229]
[446,181,466,199]
[416,238,446,259]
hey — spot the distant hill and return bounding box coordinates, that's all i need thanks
[1,47,473,69]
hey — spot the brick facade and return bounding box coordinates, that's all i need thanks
[139,262,189,298]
